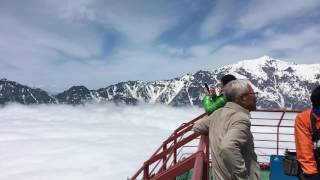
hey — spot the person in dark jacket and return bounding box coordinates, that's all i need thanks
[203,74,236,115]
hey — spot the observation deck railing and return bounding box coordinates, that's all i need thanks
[131,109,301,180]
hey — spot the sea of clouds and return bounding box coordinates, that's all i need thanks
[0,103,202,180]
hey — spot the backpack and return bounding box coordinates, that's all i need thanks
[283,150,300,176]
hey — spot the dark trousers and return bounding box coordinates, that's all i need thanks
[299,174,320,180]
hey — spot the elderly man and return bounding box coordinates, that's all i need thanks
[193,79,260,180]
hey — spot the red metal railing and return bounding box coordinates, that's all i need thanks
[191,135,209,180]
[130,113,208,180]
[131,109,301,180]
[250,109,301,163]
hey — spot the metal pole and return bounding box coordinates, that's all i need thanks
[277,111,285,155]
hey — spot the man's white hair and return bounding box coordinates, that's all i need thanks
[223,79,250,102]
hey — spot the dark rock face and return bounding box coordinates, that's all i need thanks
[1,57,320,109]
[0,79,57,105]
[55,86,94,104]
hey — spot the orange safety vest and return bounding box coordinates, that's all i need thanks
[295,108,320,174]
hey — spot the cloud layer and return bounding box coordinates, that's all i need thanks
[0,103,202,179]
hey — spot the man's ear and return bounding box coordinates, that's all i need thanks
[236,95,244,101]
[241,96,247,101]
[234,96,243,104]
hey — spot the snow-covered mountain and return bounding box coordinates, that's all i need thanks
[216,56,320,109]
[0,78,57,104]
[1,56,320,109]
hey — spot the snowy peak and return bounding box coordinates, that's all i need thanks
[238,55,293,66]
[225,56,320,82]
[223,56,291,80]
[55,86,95,104]
[239,55,289,66]
[212,56,320,109]
[0,79,57,104]
[0,56,319,109]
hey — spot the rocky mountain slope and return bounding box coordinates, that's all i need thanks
[1,56,319,109]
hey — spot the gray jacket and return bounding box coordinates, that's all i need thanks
[193,102,260,180]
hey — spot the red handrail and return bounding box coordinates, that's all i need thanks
[130,113,207,180]
[131,109,302,180]
[251,109,301,163]
[191,135,209,180]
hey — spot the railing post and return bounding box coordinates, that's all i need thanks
[203,161,208,180]
[192,152,204,180]
[205,136,209,163]
[192,135,209,180]
[143,165,149,180]
[162,143,167,171]
[276,111,285,155]
[204,136,209,180]
[174,131,177,165]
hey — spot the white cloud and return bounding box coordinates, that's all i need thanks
[186,25,320,71]
[46,0,186,45]
[58,0,96,22]
[1,0,320,92]
[190,44,214,57]
[0,15,105,91]
[158,44,185,56]
[34,34,99,59]
[280,45,320,64]
[0,15,102,65]
[0,103,203,180]
[238,0,320,30]
[199,0,233,39]
[263,27,320,50]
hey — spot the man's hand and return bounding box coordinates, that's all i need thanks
[204,86,216,95]
[204,86,210,95]
[209,87,216,97]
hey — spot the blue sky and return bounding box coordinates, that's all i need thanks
[0,0,320,92]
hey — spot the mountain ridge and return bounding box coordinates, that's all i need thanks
[1,56,319,109]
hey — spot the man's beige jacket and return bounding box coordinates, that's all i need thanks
[193,102,260,180]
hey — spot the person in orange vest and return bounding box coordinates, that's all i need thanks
[295,85,320,180]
